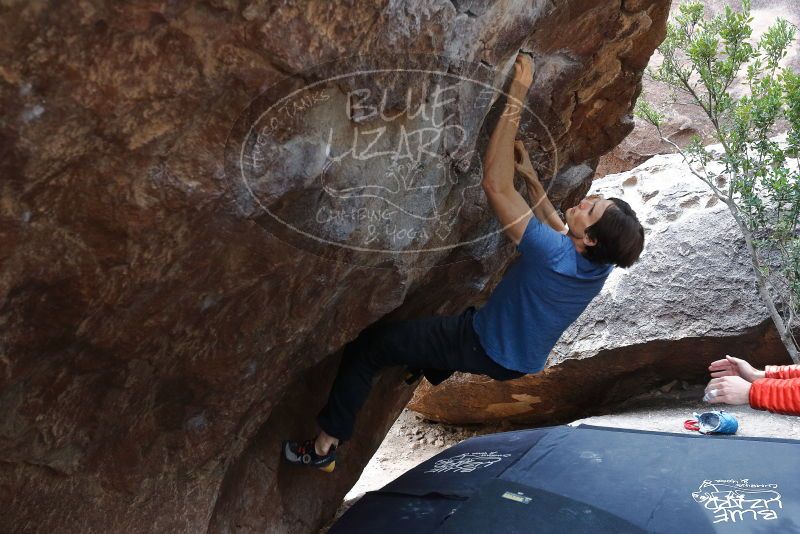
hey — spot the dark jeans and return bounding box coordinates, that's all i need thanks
[317,306,525,441]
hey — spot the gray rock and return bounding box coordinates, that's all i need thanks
[553,155,769,365]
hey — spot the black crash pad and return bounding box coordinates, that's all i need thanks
[330,425,800,533]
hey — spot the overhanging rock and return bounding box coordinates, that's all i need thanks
[1,1,669,532]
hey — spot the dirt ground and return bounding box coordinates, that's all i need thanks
[323,383,800,531]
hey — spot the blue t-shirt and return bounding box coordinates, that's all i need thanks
[472,216,612,373]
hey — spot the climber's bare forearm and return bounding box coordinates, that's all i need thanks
[525,181,548,221]
[525,175,566,233]
[480,54,537,246]
[482,91,527,194]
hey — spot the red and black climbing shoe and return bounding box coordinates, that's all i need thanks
[282,439,336,473]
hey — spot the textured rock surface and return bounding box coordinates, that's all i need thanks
[409,153,793,424]
[0,1,668,532]
[594,115,699,177]
[596,0,800,177]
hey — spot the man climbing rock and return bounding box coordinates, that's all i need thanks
[283,53,645,472]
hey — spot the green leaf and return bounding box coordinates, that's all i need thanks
[634,99,664,128]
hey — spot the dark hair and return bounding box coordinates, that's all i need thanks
[582,197,644,268]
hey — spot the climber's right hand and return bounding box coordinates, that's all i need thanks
[511,52,534,95]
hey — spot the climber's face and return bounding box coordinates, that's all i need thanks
[565,195,613,243]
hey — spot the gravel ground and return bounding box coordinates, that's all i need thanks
[344,409,511,500]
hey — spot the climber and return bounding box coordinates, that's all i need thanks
[282,52,645,472]
[704,355,800,414]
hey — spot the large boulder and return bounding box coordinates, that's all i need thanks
[408,153,793,425]
[0,1,669,532]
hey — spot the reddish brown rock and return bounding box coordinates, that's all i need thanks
[0,1,668,532]
[409,324,788,425]
[595,115,701,177]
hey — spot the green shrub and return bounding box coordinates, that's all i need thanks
[637,0,800,362]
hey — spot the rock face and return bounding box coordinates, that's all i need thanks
[0,1,668,532]
[408,153,793,425]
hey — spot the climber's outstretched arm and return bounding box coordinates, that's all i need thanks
[482,53,535,246]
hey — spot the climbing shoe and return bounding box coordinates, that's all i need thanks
[282,439,336,472]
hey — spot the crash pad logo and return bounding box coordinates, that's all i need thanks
[224,54,556,267]
[692,479,782,524]
[424,451,511,474]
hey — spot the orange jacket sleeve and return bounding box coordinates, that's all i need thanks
[749,377,800,415]
[765,364,800,379]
